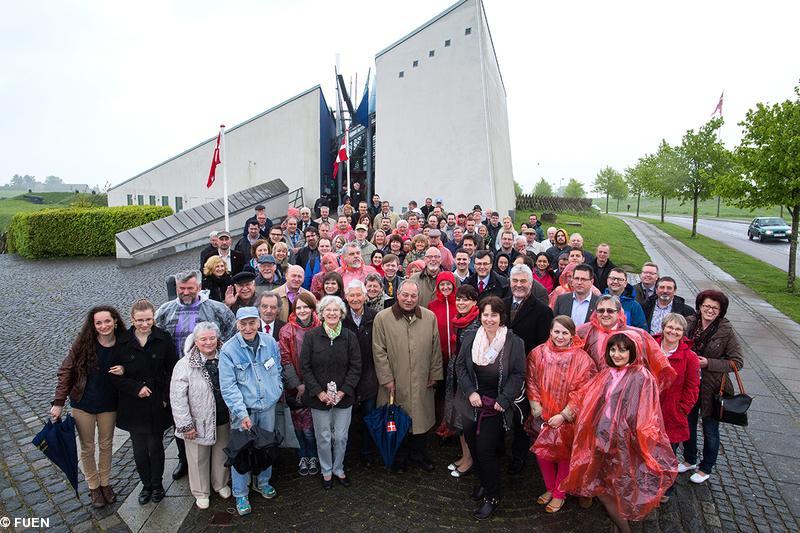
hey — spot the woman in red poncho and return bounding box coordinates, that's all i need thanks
[560,331,678,532]
[526,315,596,513]
[578,295,676,392]
[428,271,459,444]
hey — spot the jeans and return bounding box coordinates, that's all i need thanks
[231,407,275,498]
[683,400,720,474]
[130,432,166,490]
[294,427,318,460]
[311,407,352,477]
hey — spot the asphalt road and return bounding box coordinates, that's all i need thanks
[620,214,797,272]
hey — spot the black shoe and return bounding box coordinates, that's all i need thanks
[335,475,351,487]
[474,497,499,520]
[151,487,165,503]
[322,477,334,490]
[507,458,526,475]
[172,462,188,480]
[471,486,485,502]
[410,457,435,472]
[138,489,152,505]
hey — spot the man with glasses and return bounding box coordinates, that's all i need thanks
[372,201,400,230]
[634,262,659,307]
[465,250,509,304]
[201,230,245,276]
[604,267,647,329]
[552,264,598,326]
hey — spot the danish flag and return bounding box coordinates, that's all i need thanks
[332,130,349,177]
[386,420,397,432]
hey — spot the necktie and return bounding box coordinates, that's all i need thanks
[512,301,520,311]
[387,280,393,297]
[265,324,271,333]
[478,280,485,293]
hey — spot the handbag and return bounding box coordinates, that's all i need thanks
[712,361,752,426]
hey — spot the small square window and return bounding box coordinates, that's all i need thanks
[412,60,419,67]
[149,195,156,206]
[161,196,169,207]
[137,194,144,205]
[429,50,435,57]
[465,27,472,35]
[399,71,404,78]
[444,39,451,47]
[175,197,183,212]
[126,194,133,205]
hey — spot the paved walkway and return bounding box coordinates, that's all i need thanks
[622,216,800,532]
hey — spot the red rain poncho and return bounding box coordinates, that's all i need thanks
[577,310,676,392]
[428,271,458,366]
[559,330,678,520]
[548,263,601,309]
[525,336,597,462]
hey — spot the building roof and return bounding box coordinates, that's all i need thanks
[375,0,469,59]
[109,85,323,191]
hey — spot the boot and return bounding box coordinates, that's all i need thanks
[90,488,106,508]
[473,497,499,520]
[100,485,116,504]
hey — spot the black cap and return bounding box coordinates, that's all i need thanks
[231,271,256,285]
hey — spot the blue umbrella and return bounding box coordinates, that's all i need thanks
[31,415,79,495]
[363,394,412,467]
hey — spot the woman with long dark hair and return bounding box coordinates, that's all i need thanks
[321,271,345,299]
[51,305,128,508]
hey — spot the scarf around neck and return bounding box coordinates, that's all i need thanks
[324,322,342,340]
[472,326,508,366]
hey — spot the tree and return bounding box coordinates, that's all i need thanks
[44,175,63,186]
[610,172,628,211]
[533,178,554,197]
[513,180,523,197]
[676,117,732,237]
[717,83,800,291]
[646,140,685,223]
[9,174,37,190]
[594,166,623,214]
[563,179,585,198]
[625,153,657,217]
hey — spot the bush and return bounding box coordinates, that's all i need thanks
[8,205,172,259]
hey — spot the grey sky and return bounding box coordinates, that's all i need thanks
[1,0,797,195]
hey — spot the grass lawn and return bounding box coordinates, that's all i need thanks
[0,192,107,231]
[655,220,800,324]
[515,211,650,270]
[593,196,784,220]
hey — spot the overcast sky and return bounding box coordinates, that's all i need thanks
[1,0,797,194]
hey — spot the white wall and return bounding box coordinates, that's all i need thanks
[374,0,515,216]
[108,87,324,212]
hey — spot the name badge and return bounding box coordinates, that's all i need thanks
[264,358,275,371]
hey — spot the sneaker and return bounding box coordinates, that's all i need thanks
[217,486,231,499]
[253,484,277,499]
[678,462,698,473]
[690,471,710,484]
[298,457,310,476]
[195,498,210,509]
[235,496,251,516]
[307,457,320,476]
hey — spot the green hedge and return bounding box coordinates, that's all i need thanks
[8,205,172,258]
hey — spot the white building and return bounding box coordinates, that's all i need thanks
[108,0,514,217]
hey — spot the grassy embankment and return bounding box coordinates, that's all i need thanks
[593,196,783,220]
[0,192,107,231]
[655,220,800,324]
[515,210,650,271]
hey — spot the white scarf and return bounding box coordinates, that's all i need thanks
[472,326,508,366]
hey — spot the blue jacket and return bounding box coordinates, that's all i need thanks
[605,286,647,330]
[219,332,283,422]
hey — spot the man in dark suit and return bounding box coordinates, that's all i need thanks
[257,291,285,340]
[200,230,246,276]
[634,262,659,307]
[465,250,509,303]
[552,264,598,326]
[298,207,319,234]
[643,276,696,334]
[242,205,272,239]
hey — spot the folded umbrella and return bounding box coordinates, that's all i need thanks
[224,425,283,476]
[364,394,412,467]
[31,415,79,495]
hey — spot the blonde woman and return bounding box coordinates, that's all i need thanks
[202,256,232,303]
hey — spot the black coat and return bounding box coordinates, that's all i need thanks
[242,215,273,239]
[202,273,232,302]
[643,294,696,330]
[109,327,178,435]
[300,326,362,410]
[465,271,510,303]
[588,257,616,293]
[504,295,554,354]
[200,249,246,276]
[343,307,379,402]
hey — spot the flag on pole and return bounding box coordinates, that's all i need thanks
[207,132,221,188]
[711,91,724,117]
[332,130,349,178]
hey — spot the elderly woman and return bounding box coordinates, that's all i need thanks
[300,296,362,489]
[202,256,232,303]
[50,305,128,508]
[310,252,340,299]
[681,290,743,484]
[170,322,232,509]
[365,273,393,312]
[278,293,321,477]
[109,299,177,506]
[654,313,699,501]
[455,296,526,520]
[403,234,428,268]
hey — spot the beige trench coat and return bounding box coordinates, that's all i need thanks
[372,305,444,434]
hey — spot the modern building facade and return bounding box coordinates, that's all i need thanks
[108,0,514,216]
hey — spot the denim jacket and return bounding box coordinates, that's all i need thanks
[219,332,283,422]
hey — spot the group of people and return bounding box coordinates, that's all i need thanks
[50,193,745,530]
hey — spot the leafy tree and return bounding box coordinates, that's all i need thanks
[563,179,585,198]
[610,172,628,211]
[625,153,657,217]
[10,174,37,190]
[676,117,732,237]
[44,175,63,186]
[594,166,622,214]
[513,180,523,197]
[717,84,800,291]
[646,140,685,222]
[533,178,554,197]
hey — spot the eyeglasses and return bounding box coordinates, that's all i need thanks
[596,308,617,314]
[700,304,721,312]
[608,277,626,282]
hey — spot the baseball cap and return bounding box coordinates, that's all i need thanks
[235,307,260,321]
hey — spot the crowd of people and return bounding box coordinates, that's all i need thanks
[50,193,745,529]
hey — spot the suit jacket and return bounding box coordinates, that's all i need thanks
[298,220,318,234]
[264,319,286,342]
[504,295,554,354]
[634,282,656,307]
[465,271,509,303]
[643,294,695,330]
[242,216,273,239]
[200,249,246,276]
[272,284,313,323]
[553,292,599,325]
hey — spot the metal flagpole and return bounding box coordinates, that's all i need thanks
[220,124,229,231]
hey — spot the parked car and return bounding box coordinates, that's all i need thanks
[748,217,791,242]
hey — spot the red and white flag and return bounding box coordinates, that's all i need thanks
[332,130,349,177]
[207,131,222,188]
[711,91,724,117]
